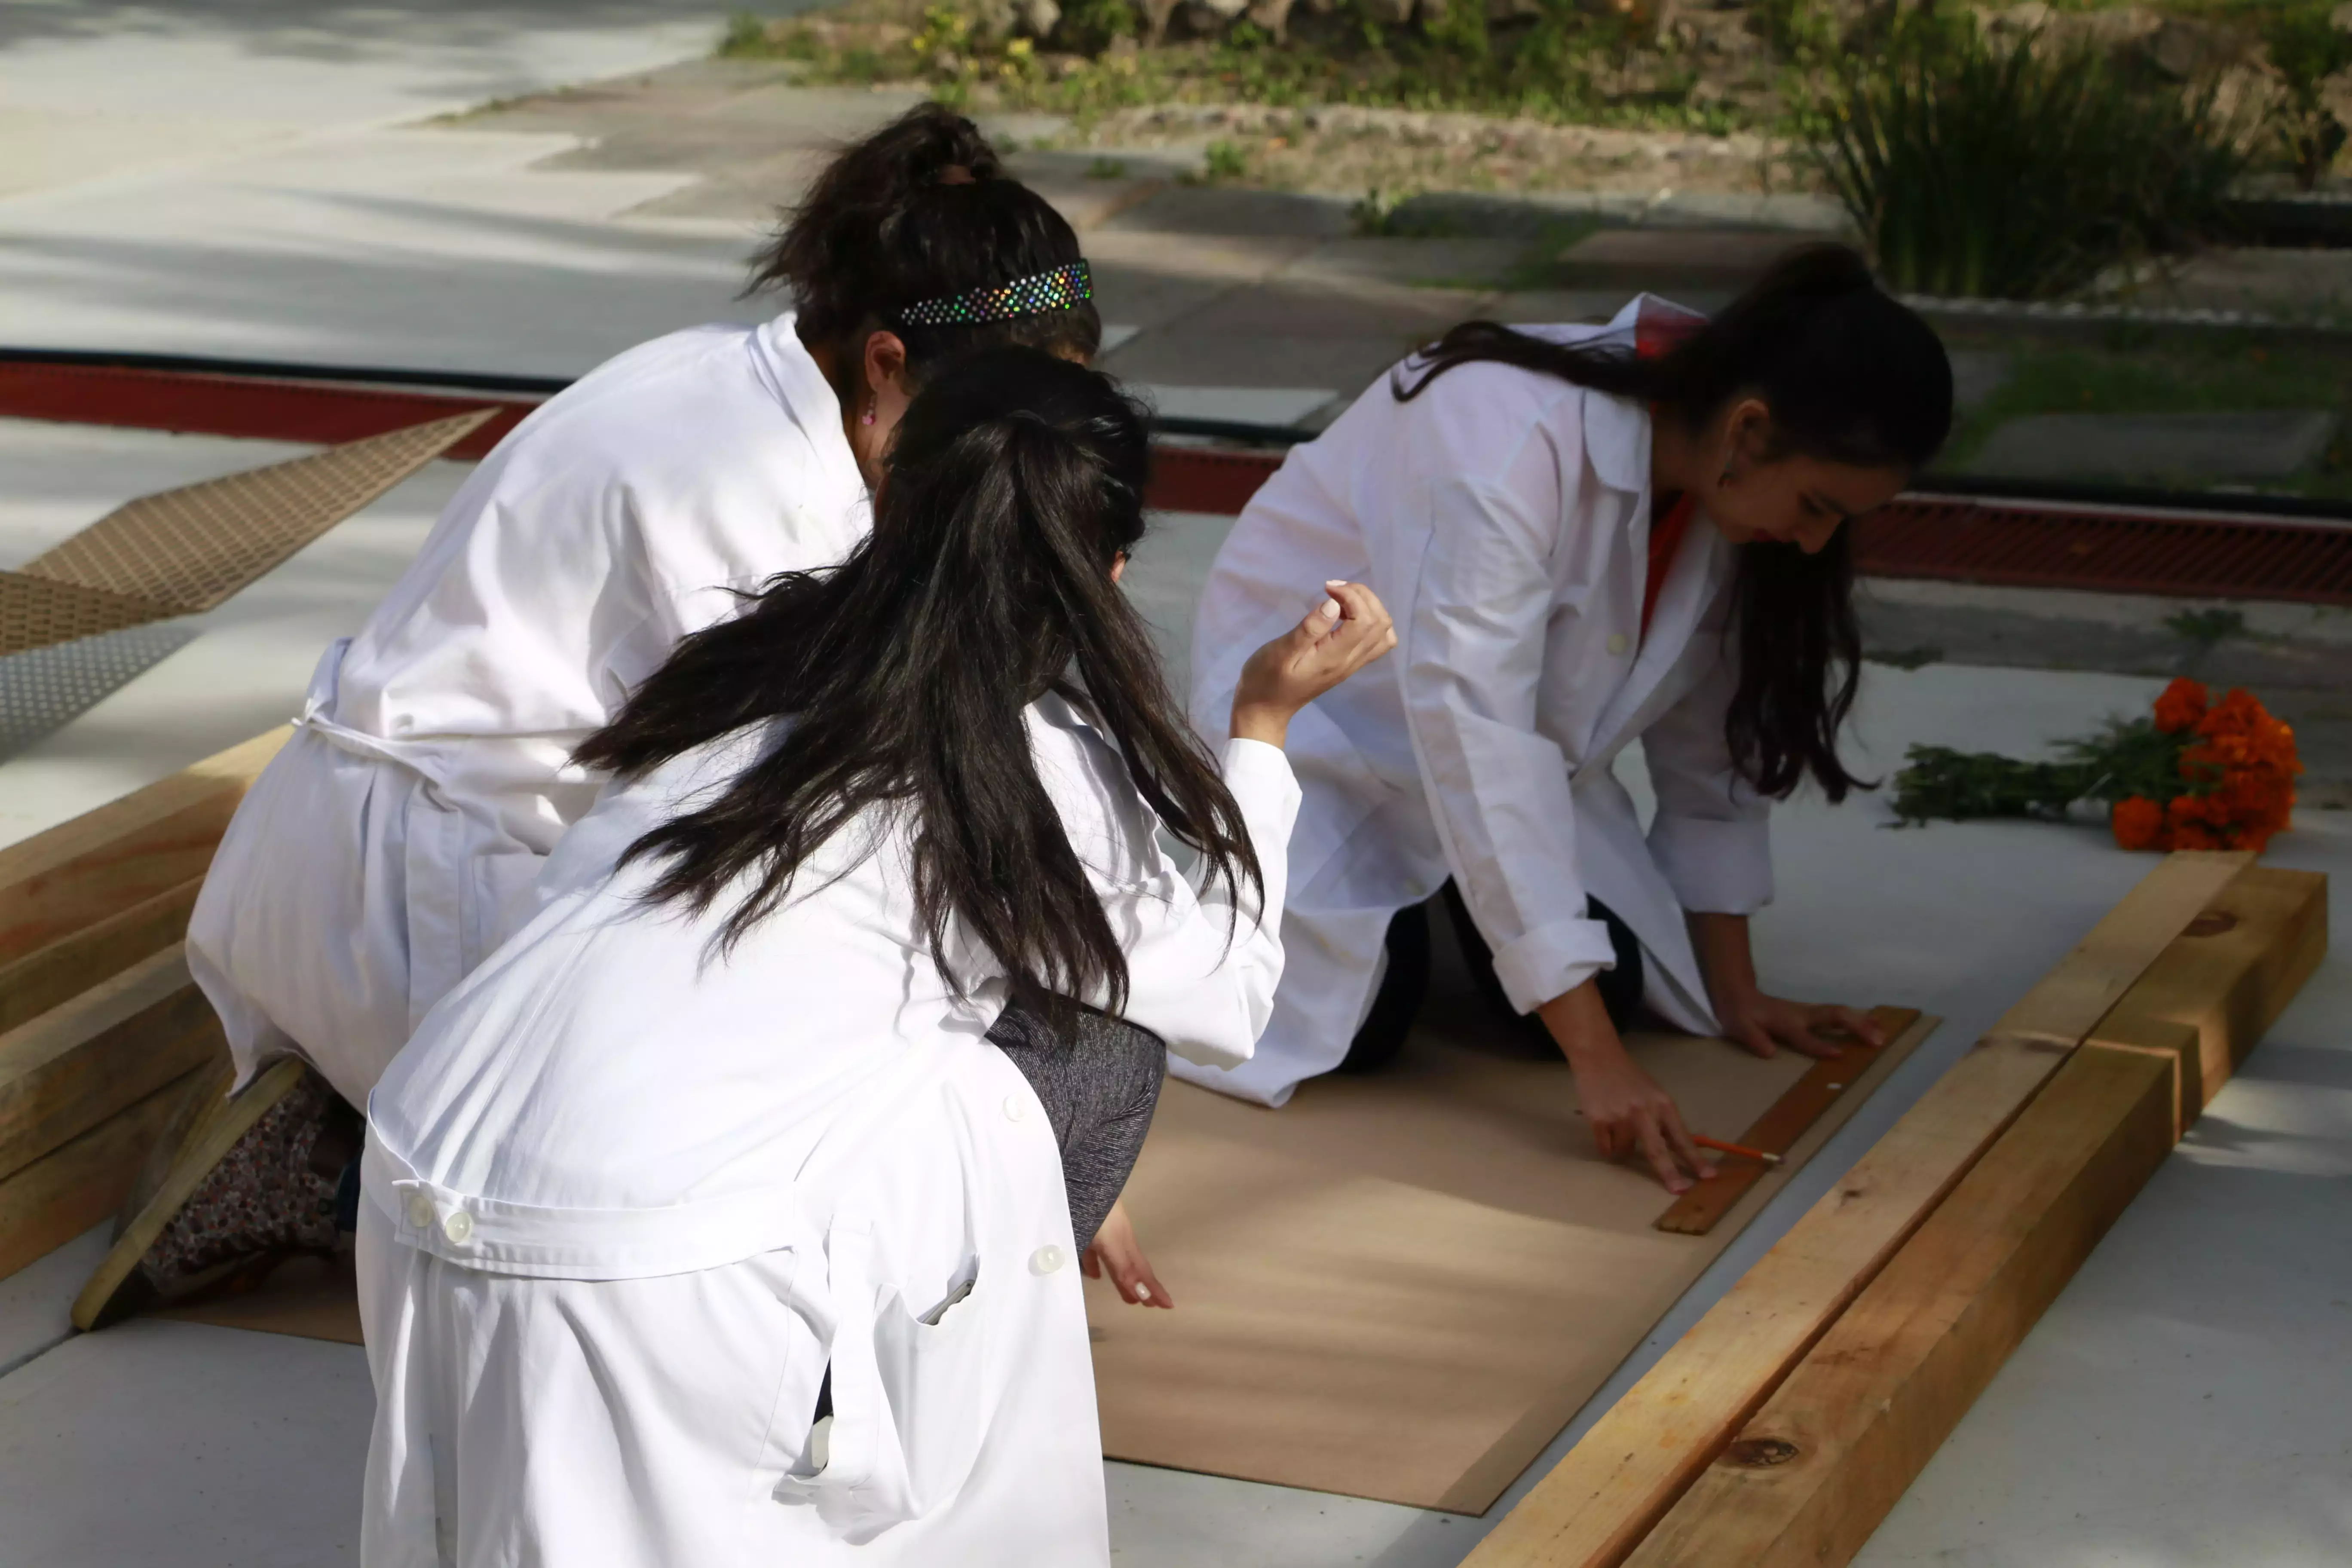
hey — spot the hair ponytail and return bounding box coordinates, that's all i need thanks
[1393,243,1952,802]
[747,104,1101,374]
[575,349,1258,1023]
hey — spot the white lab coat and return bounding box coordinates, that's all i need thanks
[357,695,1300,1567]
[187,314,872,1109]
[1179,297,1771,1107]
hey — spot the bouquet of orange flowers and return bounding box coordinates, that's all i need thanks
[1891,678,2301,852]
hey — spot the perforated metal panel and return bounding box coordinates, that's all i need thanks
[0,623,197,761]
[18,409,494,612]
[0,570,171,657]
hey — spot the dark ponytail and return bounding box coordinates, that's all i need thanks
[748,104,1101,373]
[574,348,1259,1024]
[1395,244,1953,802]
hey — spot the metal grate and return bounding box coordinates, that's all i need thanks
[0,570,172,656]
[21,409,493,612]
[0,623,197,761]
[1854,496,2352,604]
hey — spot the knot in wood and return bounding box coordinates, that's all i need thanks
[1725,1436,1801,1468]
[2186,911,2238,937]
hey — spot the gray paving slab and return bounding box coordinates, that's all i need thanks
[1102,183,1360,240]
[1967,409,2340,481]
[1559,223,1817,283]
[0,1320,372,1568]
[0,1225,105,1379]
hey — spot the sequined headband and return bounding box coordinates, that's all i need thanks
[895,262,1092,328]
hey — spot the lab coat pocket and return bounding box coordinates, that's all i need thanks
[773,1231,991,1542]
[873,1263,990,1512]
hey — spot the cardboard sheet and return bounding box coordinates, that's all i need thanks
[154,944,1932,1518]
[1085,989,1933,1512]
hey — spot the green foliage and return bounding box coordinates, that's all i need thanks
[2167,606,2249,649]
[1890,715,2196,826]
[1087,154,1130,178]
[1203,138,1251,179]
[1799,15,2248,300]
[720,11,771,56]
[2263,9,2352,189]
[1867,645,1944,670]
[1058,0,1139,54]
[743,0,1750,132]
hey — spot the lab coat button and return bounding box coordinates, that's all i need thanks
[1002,1094,1027,1123]
[1029,1245,1066,1276]
[442,1210,475,1246]
[1606,632,1630,655]
[404,1193,435,1230]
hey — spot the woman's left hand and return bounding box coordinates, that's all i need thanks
[1714,989,1885,1061]
[1082,1199,1173,1309]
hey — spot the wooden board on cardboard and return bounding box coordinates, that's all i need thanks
[1087,1005,1935,1513]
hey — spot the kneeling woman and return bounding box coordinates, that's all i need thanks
[357,350,1393,1564]
[1179,245,1952,1192]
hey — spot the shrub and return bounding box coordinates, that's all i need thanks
[2263,9,2352,190]
[1799,15,2248,300]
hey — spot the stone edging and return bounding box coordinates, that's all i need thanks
[1898,293,2346,334]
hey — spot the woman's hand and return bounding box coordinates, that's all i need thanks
[1539,980,1715,1194]
[1082,1199,1173,1309]
[1687,910,1884,1061]
[1230,581,1396,747]
[1714,989,1884,1061]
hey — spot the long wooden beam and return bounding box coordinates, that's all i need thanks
[0,946,225,1187]
[1624,1040,2177,1567]
[0,726,285,966]
[1632,857,2322,1566]
[1461,850,2254,1568]
[2087,865,2326,1124]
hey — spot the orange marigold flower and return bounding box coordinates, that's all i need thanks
[2153,678,2209,734]
[2110,796,2166,851]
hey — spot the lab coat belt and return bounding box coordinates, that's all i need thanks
[361,1133,824,1280]
[292,638,432,773]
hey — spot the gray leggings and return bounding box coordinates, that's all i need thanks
[985,1003,1166,1250]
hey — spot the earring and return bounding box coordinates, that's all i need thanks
[1719,466,1734,487]
[861,404,877,427]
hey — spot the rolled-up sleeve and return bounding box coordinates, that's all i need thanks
[1641,643,1773,914]
[1086,738,1303,1069]
[1400,461,1617,1017]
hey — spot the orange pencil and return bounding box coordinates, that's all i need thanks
[1694,1134,1782,1166]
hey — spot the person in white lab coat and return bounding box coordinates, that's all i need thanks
[1179,245,1954,1192]
[357,349,1395,1566]
[77,105,1126,1327]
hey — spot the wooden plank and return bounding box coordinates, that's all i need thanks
[0,946,224,1184]
[2088,865,2327,1120]
[1462,850,2252,1568]
[1986,850,2254,1047]
[0,877,202,1035]
[1623,1043,2177,1568]
[0,726,286,966]
[1657,1008,1921,1237]
[0,1067,206,1282]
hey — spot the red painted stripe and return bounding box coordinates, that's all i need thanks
[7,358,2352,605]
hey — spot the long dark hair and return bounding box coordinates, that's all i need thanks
[1396,244,1952,802]
[574,349,1260,1022]
[748,104,1102,378]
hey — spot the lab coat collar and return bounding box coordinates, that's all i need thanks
[751,312,864,491]
[1579,293,1702,496]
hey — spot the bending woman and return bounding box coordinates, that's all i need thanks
[357,349,1393,1565]
[80,104,1115,1324]
[1179,245,1952,1192]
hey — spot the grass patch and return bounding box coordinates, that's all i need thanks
[1941,334,2352,494]
[722,1,1761,132]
